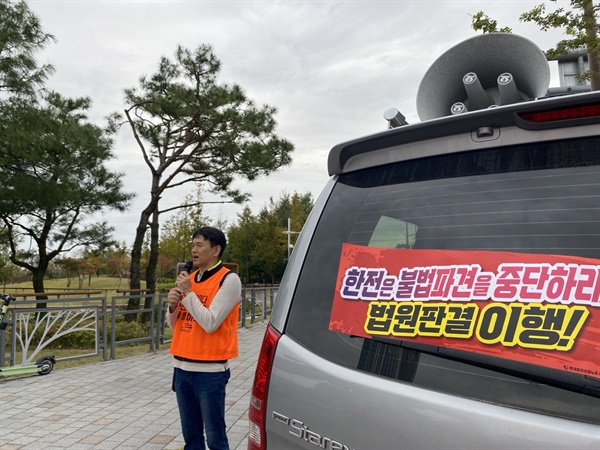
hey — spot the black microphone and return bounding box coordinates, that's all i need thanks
[176,261,194,276]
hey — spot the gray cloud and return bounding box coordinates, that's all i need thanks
[27,0,565,245]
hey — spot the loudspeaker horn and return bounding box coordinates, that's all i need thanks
[416,33,550,121]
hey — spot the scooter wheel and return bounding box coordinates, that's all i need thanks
[36,356,55,375]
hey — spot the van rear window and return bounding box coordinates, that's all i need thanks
[286,136,600,423]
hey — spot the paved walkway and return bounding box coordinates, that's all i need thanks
[0,320,267,450]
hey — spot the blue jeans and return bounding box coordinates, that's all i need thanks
[173,368,231,450]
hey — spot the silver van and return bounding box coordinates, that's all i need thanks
[247,33,600,450]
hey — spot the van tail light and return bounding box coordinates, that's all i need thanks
[248,323,282,450]
[518,104,600,123]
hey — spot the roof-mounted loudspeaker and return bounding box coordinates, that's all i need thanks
[416,33,550,121]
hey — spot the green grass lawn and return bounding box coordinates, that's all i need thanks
[4,277,154,310]
[4,276,147,299]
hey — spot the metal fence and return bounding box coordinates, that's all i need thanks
[0,285,277,368]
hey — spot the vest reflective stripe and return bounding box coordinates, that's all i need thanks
[169,267,239,361]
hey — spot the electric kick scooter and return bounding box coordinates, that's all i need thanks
[0,293,56,378]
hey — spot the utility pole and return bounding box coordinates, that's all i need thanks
[282,218,300,259]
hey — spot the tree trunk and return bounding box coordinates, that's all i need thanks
[31,268,48,310]
[126,206,152,322]
[129,212,149,292]
[128,174,162,320]
[145,208,160,295]
[129,171,163,293]
[142,208,160,322]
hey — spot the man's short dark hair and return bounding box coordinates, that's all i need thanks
[192,227,227,257]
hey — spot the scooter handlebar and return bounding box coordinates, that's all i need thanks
[0,293,15,331]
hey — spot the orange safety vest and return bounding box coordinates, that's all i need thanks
[169,266,239,361]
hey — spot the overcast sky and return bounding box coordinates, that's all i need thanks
[27,0,568,247]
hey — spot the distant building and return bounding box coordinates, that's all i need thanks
[548,51,591,95]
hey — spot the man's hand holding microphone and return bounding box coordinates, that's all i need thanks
[167,262,193,313]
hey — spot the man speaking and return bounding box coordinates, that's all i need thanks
[167,226,241,450]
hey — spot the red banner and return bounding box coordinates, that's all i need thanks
[329,243,600,379]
